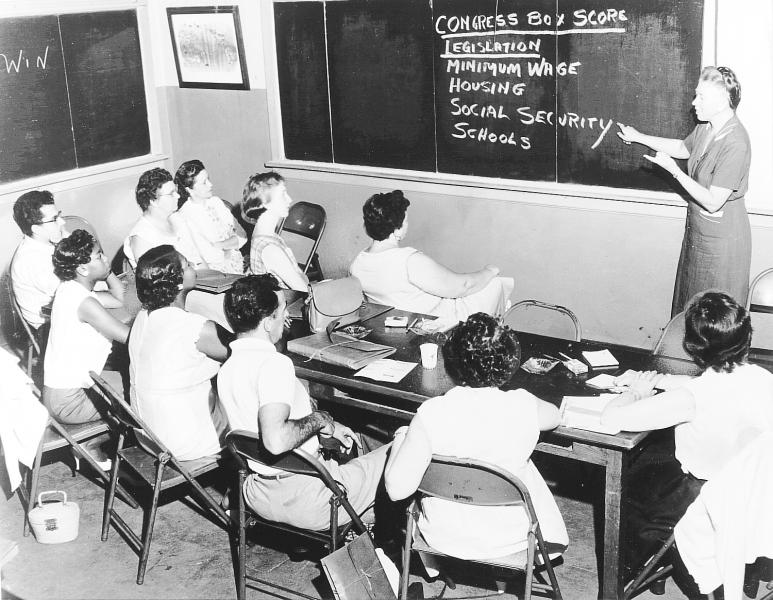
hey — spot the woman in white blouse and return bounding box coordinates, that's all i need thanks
[174,160,247,274]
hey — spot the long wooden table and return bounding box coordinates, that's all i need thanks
[285,309,703,600]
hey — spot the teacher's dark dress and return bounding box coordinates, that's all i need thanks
[672,114,751,316]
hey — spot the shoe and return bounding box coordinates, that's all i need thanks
[96,458,112,471]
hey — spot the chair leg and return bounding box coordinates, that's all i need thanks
[400,505,416,600]
[535,528,562,600]
[24,441,45,537]
[102,455,122,541]
[237,470,247,600]
[136,465,164,585]
[524,532,536,600]
[623,535,675,600]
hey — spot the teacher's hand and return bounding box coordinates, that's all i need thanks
[643,151,680,177]
[616,123,641,145]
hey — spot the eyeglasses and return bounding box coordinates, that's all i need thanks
[38,211,63,224]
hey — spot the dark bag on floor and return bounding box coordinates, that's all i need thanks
[321,533,397,599]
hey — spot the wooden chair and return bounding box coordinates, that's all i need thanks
[502,300,582,341]
[277,201,326,282]
[226,429,369,600]
[400,454,563,600]
[89,371,230,585]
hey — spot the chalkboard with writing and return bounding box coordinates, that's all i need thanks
[0,10,149,184]
[274,0,704,193]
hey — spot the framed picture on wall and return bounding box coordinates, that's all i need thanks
[167,6,249,90]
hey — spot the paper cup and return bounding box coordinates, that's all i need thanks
[420,343,438,369]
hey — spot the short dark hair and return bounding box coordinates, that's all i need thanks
[362,190,410,241]
[52,229,95,281]
[223,274,281,334]
[683,291,752,372]
[242,171,284,222]
[174,159,205,208]
[135,245,185,311]
[13,190,55,236]
[136,168,173,212]
[442,312,521,388]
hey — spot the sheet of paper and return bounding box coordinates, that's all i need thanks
[585,373,617,389]
[355,359,417,383]
[560,394,621,435]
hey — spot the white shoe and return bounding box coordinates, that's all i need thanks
[96,458,112,471]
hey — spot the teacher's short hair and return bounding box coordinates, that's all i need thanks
[683,291,751,372]
[442,312,521,388]
[700,66,741,110]
[224,274,282,334]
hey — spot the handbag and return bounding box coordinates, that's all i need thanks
[320,532,398,599]
[307,277,364,333]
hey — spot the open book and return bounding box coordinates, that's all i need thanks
[287,332,396,370]
[559,394,621,435]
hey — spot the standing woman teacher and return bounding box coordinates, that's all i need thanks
[618,66,751,316]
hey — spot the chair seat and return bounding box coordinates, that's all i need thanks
[119,447,221,491]
[42,421,109,451]
[411,529,562,571]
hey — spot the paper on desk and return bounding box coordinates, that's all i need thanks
[355,359,417,383]
[560,394,620,435]
[581,349,619,368]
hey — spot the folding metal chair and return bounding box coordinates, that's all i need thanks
[651,310,691,360]
[89,371,230,585]
[61,215,100,246]
[16,387,137,537]
[278,201,326,281]
[5,270,42,377]
[502,300,582,341]
[226,429,369,600]
[400,454,563,600]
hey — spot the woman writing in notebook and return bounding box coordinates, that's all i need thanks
[385,313,567,580]
[617,66,750,316]
[601,291,773,596]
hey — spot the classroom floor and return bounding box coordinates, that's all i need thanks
[0,451,709,600]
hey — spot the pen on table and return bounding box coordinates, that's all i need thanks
[559,352,574,362]
[408,317,419,329]
[542,354,561,362]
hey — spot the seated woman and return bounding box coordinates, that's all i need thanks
[243,171,309,292]
[350,191,513,322]
[385,313,568,566]
[129,245,231,461]
[123,167,202,269]
[174,159,247,274]
[43,230,130,467]
[601,291,773,595]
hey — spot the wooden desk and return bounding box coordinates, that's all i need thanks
[286,310,701,600]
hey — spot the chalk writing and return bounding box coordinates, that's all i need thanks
[0,47,50,74]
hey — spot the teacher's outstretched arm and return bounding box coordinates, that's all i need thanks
[617,123,690,158]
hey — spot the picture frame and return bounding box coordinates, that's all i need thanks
[167,6,249,90]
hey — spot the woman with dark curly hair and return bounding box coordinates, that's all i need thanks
[44,230,129,468]
[128,245,231,460]
[350,190,513,321]
[602,291,773,595]
[385,313,567,568]
[174,160,247,274]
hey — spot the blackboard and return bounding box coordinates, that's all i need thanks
[274,0,704,193]
[0,10,150,184]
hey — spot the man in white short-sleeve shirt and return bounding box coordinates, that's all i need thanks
[217,274,389,531]
[11,190,67,336]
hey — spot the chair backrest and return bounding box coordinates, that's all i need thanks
[62,215,101,248]
[748,268,773,314]
[226,429,323,478]
[89,371,172,460]
[418,455,534,515]
[502,300,582,341]
[278,202,327,273]
[5,252,41,360]
[651,310,691,360]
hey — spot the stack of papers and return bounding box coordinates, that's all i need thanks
[194,269,243,293]
[287,333,396,370]
[581,349,619,369]
[355,359,417,383]
[560,394,620,435]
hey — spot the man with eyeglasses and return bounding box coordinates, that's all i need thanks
[11,190,68,343]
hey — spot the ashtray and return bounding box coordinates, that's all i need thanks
[339,325,371,339]
[521,357,559,374]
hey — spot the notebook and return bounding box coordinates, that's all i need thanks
[560,394,621,435]
[287,332,396,370]
[194,269,243,293]
[581,349,619,369]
